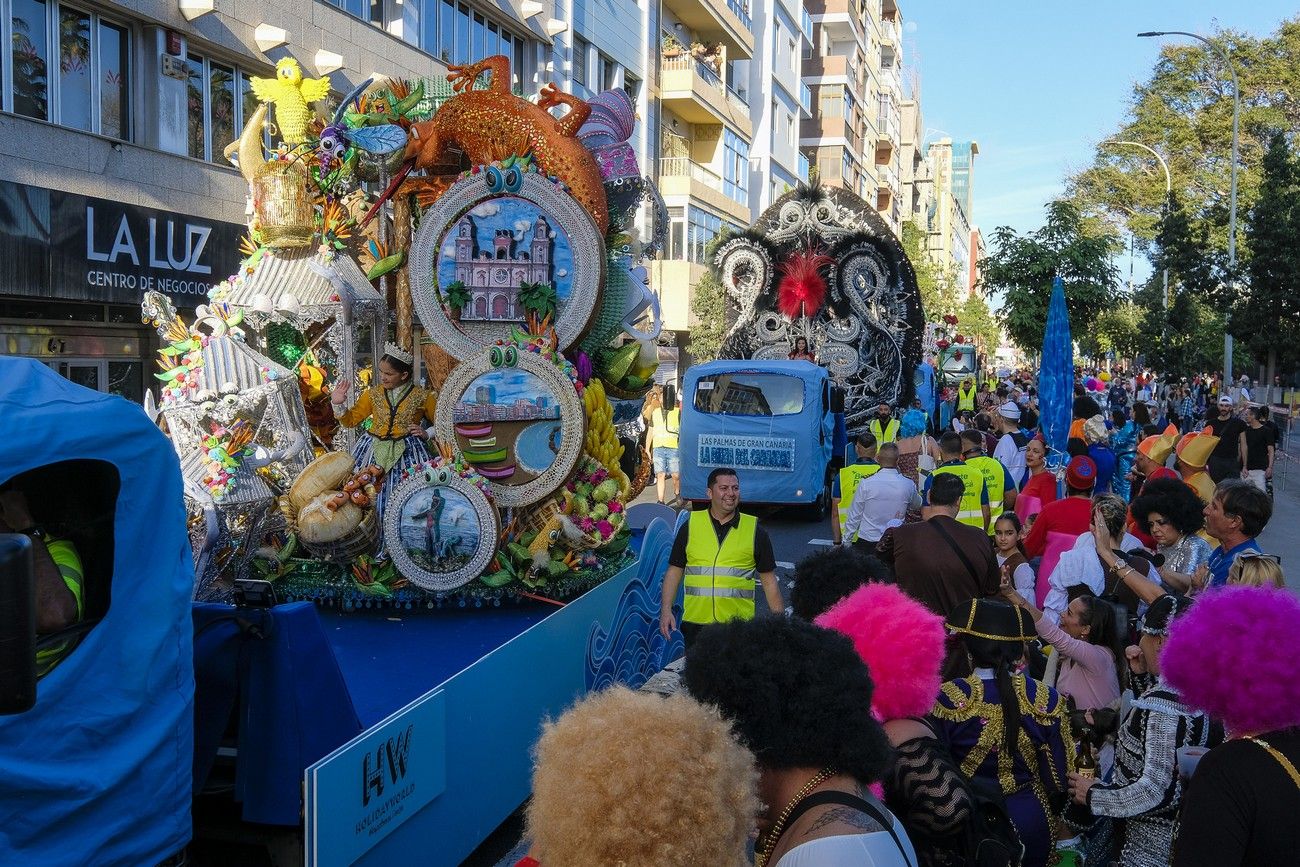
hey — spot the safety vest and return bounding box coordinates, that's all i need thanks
[683,510,759,625]
[652,407,680,449]
[932,462,987,530]
[36,537,85,677]
[837,461,882,540]
[957,383,976,412]
[965,455,1006,535]
[868,417,900,444]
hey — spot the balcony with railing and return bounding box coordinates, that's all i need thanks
[802,52,853,81]
[801,8,813,43]
[879,17,899,46]
[799,82,812,116]
[661,55,753,137]
[659,156,752,223]
[663,0,755,59]
[876,162,898,193]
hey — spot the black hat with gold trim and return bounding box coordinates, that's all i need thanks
[1138,592,1194,637]
[946,598,1034,642]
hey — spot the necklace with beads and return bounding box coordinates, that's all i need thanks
[755,767,835,867]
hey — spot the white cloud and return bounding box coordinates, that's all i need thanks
[512,218,530,240]
[556,268,568,278]
[441,240,457,260]
[471,203,500,217]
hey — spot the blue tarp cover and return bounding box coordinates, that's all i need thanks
[0,359,194,866]
[679,359,832,504]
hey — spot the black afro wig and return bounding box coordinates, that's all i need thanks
[683,616,893,784]
[1130,476,1207,537]
[790,546,891,621]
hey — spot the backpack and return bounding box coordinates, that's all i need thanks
[958,775,1025,867]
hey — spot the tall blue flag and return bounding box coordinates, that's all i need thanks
[1040,276,1073,460]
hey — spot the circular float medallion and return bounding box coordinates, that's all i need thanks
[384,463,500,592]
[409,171,605,357]
[434,346,586,507]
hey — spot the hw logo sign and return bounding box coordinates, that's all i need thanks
[361,724,414,807]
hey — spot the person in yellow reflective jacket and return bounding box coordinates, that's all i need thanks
[923,431,990,532]
[868,402,900,444]
[0,489,83,677]
[956,378,977,413]
[831,431,879,545]
[959,429,1018,536]
[659,468,783,646]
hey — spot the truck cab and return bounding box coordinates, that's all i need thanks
[679,360,838,513]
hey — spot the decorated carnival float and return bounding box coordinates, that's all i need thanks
[710,183,926,433]
[128,55,680,866]
[152,55,666,615]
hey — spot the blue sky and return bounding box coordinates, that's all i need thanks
[905,1,1296,282]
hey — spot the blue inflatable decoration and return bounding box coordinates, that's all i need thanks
[0,359,194,865]
[1040,276,1074,463]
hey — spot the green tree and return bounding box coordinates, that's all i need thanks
[1070,21,1300,260]
[1237,132,1300,374]
[1151,192,1219,303]
[902,221,961,319]
[688,270,726,363]
[1079,300,1144,361]
[978,200,1121,353]
[955,293,1000,357]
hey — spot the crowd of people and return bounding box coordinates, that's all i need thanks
[510,366,1296,867]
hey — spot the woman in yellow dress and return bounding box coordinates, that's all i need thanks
[329,344,437,554]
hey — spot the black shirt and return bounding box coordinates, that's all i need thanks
[1206,415,1246,460]
[1243,424,1276,471]
[1174,728,1300,866]
[668,510,776,573]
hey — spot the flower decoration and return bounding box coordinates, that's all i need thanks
[199,419,254,499]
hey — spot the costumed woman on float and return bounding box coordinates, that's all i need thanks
[330,343,437,549]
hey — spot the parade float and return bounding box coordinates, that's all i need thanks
[712,182,925,433]
[12,55,676,866]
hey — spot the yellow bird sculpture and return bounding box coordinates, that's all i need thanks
[249,58,332,144]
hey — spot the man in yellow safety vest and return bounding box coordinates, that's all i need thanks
[868,402,900,445]
[659,468,783,646]
[831,432,879,545]
[956,377,977,413]
[0,489,84,677]
[959,429,1017,535]
[923,431,990,531]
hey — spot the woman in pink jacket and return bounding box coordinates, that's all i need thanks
[999,583,1123,713]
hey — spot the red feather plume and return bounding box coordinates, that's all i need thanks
[777,247,834,319]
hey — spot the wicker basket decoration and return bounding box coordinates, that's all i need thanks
[253,159,314,249]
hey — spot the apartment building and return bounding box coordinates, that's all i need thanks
[920,137,978,283]
[649,0,755,365]
[797,0,903,233]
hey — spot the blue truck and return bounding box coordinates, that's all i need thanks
[678,359,841,514]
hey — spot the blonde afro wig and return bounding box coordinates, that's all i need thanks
[526,685,758,867]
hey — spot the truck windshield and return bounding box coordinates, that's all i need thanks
[693,373,805,416]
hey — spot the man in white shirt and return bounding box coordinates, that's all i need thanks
[843,443,919,546]
[992,401,1029,487]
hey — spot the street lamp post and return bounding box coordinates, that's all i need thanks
[1101,139,1171,309]
[1138,30,1239,381]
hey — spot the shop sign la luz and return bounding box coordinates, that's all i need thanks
[79,198,237,298]
[44,186,243,304]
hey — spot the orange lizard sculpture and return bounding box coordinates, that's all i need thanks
[404,55,609,233]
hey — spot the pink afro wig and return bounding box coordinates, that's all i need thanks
[815,583,946,721]
[1162,586,1300,735]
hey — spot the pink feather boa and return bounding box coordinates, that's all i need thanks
[815,583,946,722]
[1162,586,1300,735]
